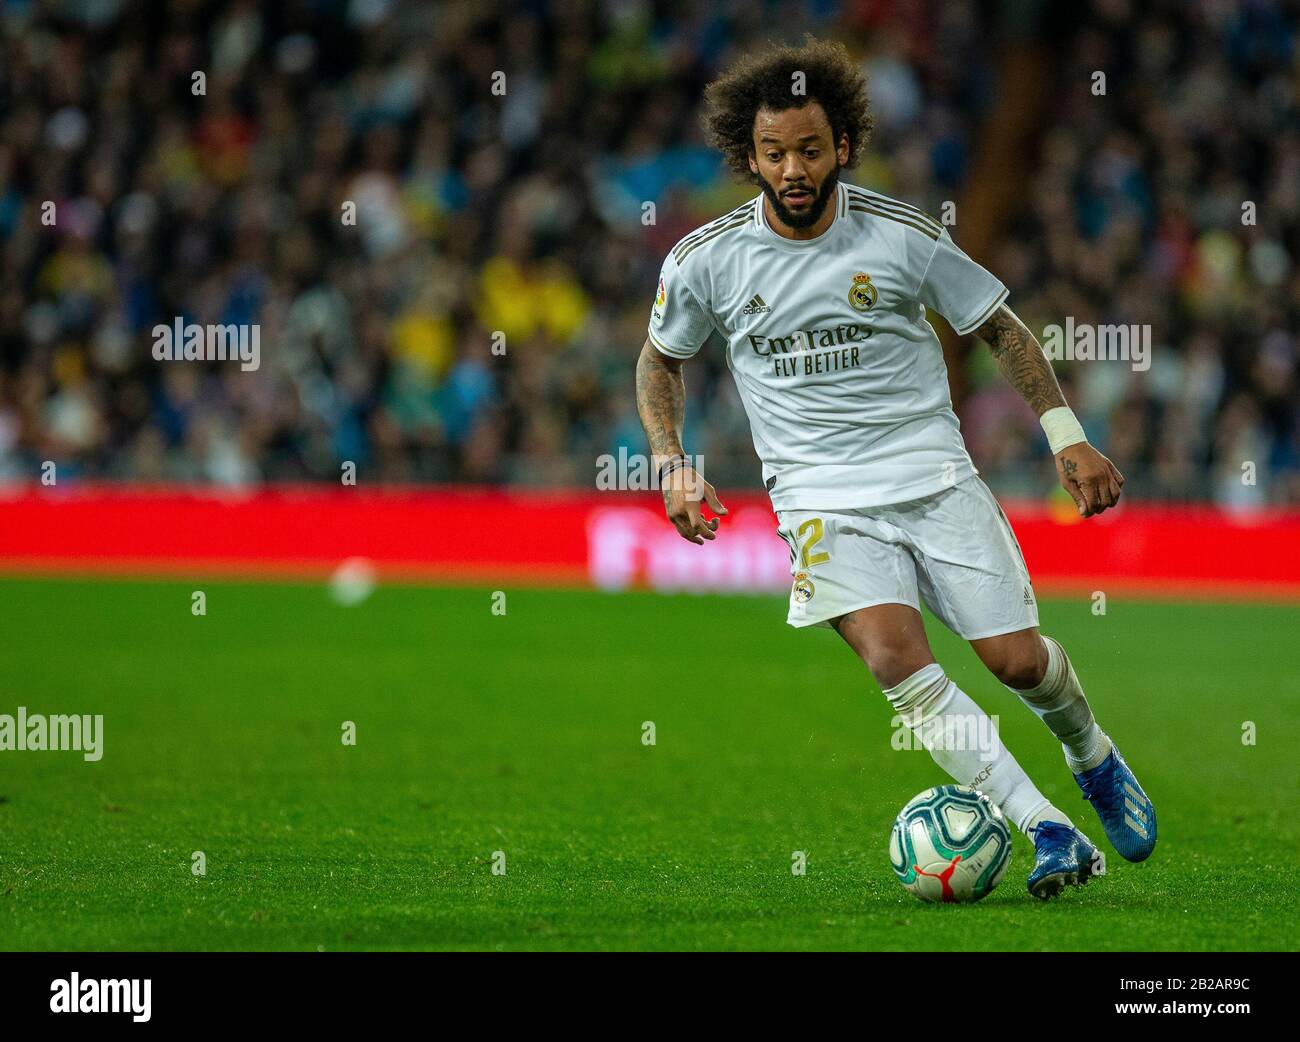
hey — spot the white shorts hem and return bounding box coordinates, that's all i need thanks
[786,595,922,630]
[954,616,1041,642]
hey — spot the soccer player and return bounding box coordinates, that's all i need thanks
[635,38,1157,899]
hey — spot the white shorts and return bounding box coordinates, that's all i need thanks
[776,477,1039,641]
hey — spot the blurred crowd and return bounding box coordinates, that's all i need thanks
[964,0,1300,507]
[0,0,1296,505]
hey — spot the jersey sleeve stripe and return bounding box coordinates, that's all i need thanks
[848,202,941,241]
[845,187,943,235]
[671,201,758,261]
[674,208,755,263]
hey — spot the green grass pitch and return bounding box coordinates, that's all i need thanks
[0,576,1296,951]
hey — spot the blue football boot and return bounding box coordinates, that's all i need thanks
[1027,821,1105,900]
[1074,744,1157,862]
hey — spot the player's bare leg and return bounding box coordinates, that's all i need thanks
[831,602,935,689]
[971,626,1157,863]
[971,626,1109,768]
[967,626,1049,690]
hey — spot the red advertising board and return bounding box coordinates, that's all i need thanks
[1,484,1297,599]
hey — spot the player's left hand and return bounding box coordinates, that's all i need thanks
[1055,443,1124,517]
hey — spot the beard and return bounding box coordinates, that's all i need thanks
[760,163,842,230]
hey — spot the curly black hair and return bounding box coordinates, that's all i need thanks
[702,36,873,181]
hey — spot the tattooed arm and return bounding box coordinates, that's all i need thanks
[973,304,1125,517]
[974,304,1068,416]
[635,339,728,543]
[635,339,687,462]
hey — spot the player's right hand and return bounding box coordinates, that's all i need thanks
[662,466,728,544]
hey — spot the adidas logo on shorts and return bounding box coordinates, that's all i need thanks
[741,294,772,315]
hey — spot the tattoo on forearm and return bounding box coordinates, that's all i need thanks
[974,305,1067,416]
[635,343,686,463]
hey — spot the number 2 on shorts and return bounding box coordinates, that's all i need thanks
[795,517,830,568]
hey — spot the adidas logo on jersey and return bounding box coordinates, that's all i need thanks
[741,294,772,315]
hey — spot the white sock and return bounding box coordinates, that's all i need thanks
[884,663,1072,837]
[1008,636,1112,774]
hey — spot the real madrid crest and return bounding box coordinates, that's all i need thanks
[792,571,815,603]
[848,271,877,312]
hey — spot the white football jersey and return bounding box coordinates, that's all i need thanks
[648,181,1007,510]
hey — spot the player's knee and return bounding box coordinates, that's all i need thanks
[986,643,1047,689]
[863,645,934,690]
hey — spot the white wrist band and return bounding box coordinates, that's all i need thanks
[1040,407,1087,455]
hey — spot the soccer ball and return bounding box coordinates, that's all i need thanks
[889,785,1011,903]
